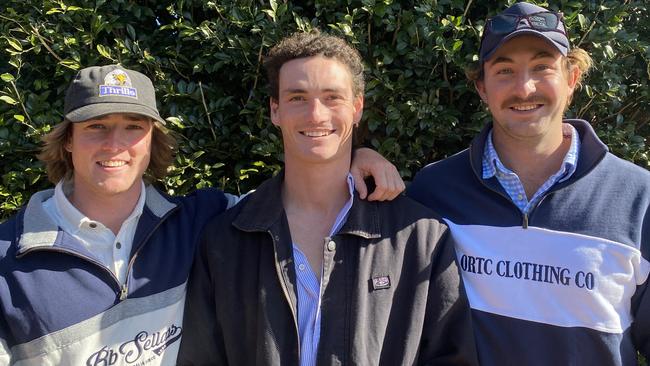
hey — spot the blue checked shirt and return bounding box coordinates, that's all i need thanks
[482,124,580,214]
[293,174,355,366]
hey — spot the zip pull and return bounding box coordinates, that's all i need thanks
[119,284,128,301]
[522,214,529,229]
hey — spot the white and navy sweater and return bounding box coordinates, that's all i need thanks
[408,119,650,365]
[0,186,228,366]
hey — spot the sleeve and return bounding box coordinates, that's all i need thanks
[176,231,229,366]
[0,311,11,365]
[631,212,650,358]
[418,227,479,366]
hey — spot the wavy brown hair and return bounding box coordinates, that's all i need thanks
[38,118,177,184]
[264,29,365,100]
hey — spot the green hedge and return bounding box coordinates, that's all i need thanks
[1,0,648,218]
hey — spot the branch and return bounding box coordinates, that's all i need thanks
[198,81,217,141]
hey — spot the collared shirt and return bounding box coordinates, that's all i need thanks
[42,180,146,284]
[482,123,580,214]
[293,174,355,366]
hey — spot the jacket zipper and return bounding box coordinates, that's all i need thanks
[18,205,180,302]
[119,205,180,301]
[268,230,301,360]
[17,246,122,287]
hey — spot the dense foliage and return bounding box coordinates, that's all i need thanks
[1,0,648,218]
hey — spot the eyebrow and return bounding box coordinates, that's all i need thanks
[487,51,556,67]
[282,87,346,94]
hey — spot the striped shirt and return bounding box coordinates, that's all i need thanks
[482,123,579,214]
[293,174,355,366]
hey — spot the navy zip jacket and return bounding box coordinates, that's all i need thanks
[407,119,650,366]
[0,185,228,365]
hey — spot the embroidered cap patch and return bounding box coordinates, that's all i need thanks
[99,69,137,98]
[371,275,391,290]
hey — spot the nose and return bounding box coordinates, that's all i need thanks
[307,98,330,123]
[102,128,124,151]
[512,71,536,98]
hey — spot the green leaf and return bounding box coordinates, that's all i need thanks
[96,44,112,59]
[13,114,24,122]
[126,24,136,40]
[0,96,18,105]
[578,14,587,29]
[0,73,15,82]
[6,38,22,52]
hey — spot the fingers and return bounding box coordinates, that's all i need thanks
[367,164,405,201]
[351,169,368,200]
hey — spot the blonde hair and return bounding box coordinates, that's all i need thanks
[38,119,177,184]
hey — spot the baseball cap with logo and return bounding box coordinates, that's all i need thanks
[64,64,165,124]
[479,2,570,65]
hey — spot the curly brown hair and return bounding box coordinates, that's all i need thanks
[38,118,177,184]
[264,29,365,100]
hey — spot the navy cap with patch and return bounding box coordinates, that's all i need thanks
[64,65,165,124]
[479,2,570,65]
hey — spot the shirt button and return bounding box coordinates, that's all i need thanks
[116,242,122,249]
[89,223,97,229]
[298,263,306,271]
[327,240,336,251]
[517,194,523,200]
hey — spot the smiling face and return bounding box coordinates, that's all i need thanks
[66,113,152,202]
[270,56,363,167]
[476,35,579,147]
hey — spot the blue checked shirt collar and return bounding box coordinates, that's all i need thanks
[482,123,580,213]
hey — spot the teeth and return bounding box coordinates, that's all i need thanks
[99,160,127,167]
[512,104,538,111]
[302,130,331,137]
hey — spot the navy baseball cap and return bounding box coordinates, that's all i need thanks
[479,2,570,65]
[64,65,165,124]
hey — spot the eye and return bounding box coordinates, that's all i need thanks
[327,94,344,101]
[86,123,106,130]
[533,63,551,72]
[126,124,145,130]
[288,95,305,102]
[495,67,513,75]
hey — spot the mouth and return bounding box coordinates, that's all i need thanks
[97,160,128,168]
[300,129,335,137]
[510,104,543,112]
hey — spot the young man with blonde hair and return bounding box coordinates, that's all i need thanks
[408,2,650,365]
[0,64,402,365]
[178,31,477,365]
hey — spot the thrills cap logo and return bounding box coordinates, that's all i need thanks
[99,69,137,99]
[86,324,181,366]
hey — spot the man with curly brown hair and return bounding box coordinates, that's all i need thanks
[178,31,477,366]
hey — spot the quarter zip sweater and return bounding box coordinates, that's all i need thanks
[407,119,650,365]
[0,185,228,366]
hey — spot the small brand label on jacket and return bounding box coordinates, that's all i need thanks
[371,275,391,290]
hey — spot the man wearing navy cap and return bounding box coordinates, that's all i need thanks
[408,2,650,365]
[0,64,403,365]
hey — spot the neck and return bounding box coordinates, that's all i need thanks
[68,181,143,234]
[282,157,351,217]
[492,122,571,197]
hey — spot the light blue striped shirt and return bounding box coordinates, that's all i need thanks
[482,123,580,214]
[292,174,355,366]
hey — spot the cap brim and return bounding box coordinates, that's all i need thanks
[65,102,166,125]
[482,28,569,63]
